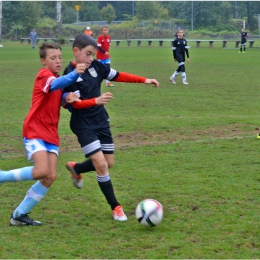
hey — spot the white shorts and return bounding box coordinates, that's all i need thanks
[23,138,59,162]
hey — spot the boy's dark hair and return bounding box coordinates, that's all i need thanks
[73,34,98,50]
[39,43,62,59]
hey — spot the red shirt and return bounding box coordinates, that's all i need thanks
[97,34,111,60]
[23,68,62,146]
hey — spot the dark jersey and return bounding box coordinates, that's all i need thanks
[241,31,249,44]
[172,38,189,62]
[63,60,119,133]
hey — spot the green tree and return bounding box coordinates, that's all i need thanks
[100,4,116,24]
[0,0,2,41]
[135,1,158,20]
[2,1,41,36]
[80,2,100,21]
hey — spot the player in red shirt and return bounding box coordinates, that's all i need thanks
[96,26,114,87]
[0,43,107,226]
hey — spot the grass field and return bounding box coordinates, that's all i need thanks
[1,39,260,259]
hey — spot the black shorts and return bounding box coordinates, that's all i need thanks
[76,128,114,157]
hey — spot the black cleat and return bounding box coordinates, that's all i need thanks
[10,213,42,226]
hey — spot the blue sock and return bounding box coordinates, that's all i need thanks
[13,181,48,218]
[0,166,34,183]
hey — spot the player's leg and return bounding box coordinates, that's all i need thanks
[66,129,127,220]
[180,62,188,84]
[66,130,114,188]
[10,141,59,226]
[93,129,126,221]
[239,43,242,53]
[90,151,127,221]
[170,57,183,84]
[170,66,179,84]
[243,43,246,53]
[67,152,114,176]
[0,139,51,183]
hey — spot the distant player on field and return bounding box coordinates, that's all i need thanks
[238,28,249,54]
[170,28,190,85]
[96,26,114,87]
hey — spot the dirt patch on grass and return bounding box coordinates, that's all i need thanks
[59,124,259,153]
[0,124,258,157]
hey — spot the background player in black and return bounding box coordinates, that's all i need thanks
[63,34,159,221]
[238,28,249,54]
[169,28,190,85]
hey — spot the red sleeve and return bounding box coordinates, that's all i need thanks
[71,98,97,109]
[114,72,146,83]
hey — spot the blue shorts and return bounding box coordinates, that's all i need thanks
[23,138,59,162]
[98,58,111,65]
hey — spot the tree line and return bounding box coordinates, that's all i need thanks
[1,1,260,41]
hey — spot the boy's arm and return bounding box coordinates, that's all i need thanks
[114,72,159,87]
[50,64,86,91]
[50,69,80,91]
[71,98,97,109]
[63,92,114,109]
[172,40,177,59]
[98,46,106,53]
[185,48,189,59]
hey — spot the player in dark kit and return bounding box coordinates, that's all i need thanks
[169,28,190,85]
[63,34,159,221]
[238,28,249,54]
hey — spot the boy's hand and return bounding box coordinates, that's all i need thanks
[187,58,190,63]
[95,92,114,105]
[75,63,87,74]
[66,92,81,103]
[144,79,159,88]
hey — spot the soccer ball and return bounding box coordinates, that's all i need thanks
[135,199,163,227]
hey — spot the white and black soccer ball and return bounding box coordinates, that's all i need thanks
[135,199,163,227]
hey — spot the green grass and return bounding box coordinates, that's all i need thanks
[1,40,260,259]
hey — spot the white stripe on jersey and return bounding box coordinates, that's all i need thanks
[107,68,117,80]
[172,47,176,50]
[178,62,185,66]
[43,76,56,93]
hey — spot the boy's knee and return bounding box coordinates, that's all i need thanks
[33,166,56,181]
[93,158,108,172]
[33,166,49,179]
[47,171,57,182]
